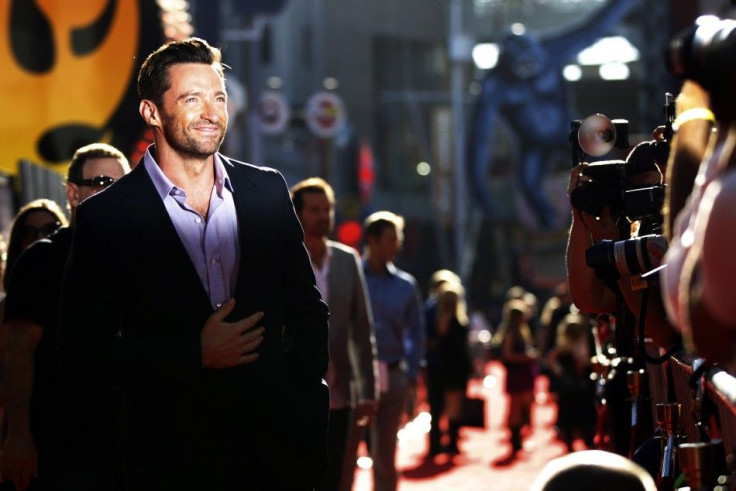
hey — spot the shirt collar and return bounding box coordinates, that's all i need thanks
[363,259,398,277]
[213,154,234,196]
[143,145,234,200]
[311,242,333,271]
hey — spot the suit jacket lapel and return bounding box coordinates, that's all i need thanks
[119,163,211,313]
[225,156,259,301]
[327,243,339,299]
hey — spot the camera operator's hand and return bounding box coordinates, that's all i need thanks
[568,164,586,197]
[568,165,621,242]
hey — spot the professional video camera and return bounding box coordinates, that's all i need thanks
[570,97,675,282]
[666,17,736,100]
[569,114,669,225]
[581,138,670,282]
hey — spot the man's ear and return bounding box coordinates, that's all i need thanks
[139,100,161,128]
[66,182,80,209]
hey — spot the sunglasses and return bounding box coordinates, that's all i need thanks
[20,221,61,239]
[70,175,117,188]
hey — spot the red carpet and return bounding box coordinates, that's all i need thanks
[351,361,576,490]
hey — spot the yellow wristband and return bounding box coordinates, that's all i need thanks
[672,107,716,131]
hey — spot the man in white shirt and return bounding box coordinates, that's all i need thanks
[291,177,379,491]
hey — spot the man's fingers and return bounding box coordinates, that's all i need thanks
[240,331,264,354]
[4,461,36,490]
[239,352,259,364]
[234,311,265,333]
[240,327,265,344]
[15,466,30,490]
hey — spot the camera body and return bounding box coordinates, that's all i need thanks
[572,143,668,281]
[570,160,627,217]
[570,159,666,221]
[624,185,666,222]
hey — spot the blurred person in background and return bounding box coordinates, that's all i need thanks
[1,200,67,296]
[0,199,67,423]
[362,211,424,491]
[492,297,539,459]
[290,177,378,491]
[424,272,472,457]
[505,285,540,339]
[423,269,460,456]
[536,281,573,356]
[1,144,129,490]
[544,312,596,452]
[0,200,67,488]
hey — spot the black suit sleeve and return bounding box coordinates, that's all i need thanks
[275,171,330,384]
[57,203,201,389]
[269,170,330,482]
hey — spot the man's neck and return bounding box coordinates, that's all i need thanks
[305,235,328,267]
[366,254,389,275]
[152,141,215,191]
[152,142,216,218]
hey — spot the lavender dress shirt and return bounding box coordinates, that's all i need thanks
[144,149,240,309]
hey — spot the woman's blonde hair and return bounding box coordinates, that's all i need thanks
[437,280,468,325]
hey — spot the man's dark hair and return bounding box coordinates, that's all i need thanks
[137,37,224,107]
[68,143,128,183]
[290,177,335,214]
[363,211,404,241]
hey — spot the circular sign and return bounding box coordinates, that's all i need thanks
[258,91,290,136]
[305,91,347,139]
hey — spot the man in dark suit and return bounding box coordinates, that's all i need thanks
[290,178,378,491]
[58,38,329,490]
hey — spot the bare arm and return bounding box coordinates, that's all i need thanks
[566,165,618,313]
[0,320,42,490]
[665,81,715,238]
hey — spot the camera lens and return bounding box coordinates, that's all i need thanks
[616,235,668,276]
[585,235,667,280]
[666,18,736,97]
[585,240,617,280]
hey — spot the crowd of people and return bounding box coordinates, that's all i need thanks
[0,10,734,491]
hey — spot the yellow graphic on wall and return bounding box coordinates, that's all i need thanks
[0,0,139,175]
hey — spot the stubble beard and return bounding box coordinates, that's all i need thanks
[162,112,227,160]
[315,220,331,238]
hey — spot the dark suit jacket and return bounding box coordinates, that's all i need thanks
[58,155,329,490]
